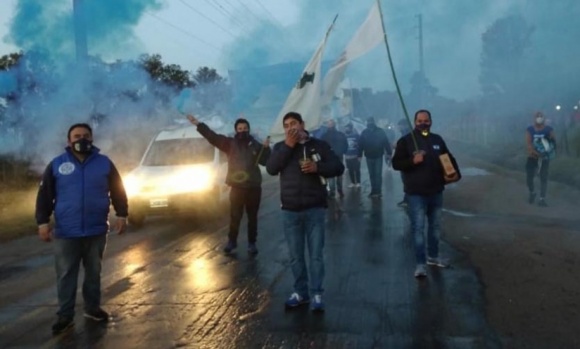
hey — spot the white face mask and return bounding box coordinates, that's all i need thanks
[536,117,545,125]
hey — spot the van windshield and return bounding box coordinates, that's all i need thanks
[142,138,215,166]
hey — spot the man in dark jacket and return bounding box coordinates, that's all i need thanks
[392,110,461,278]
[358,117,392,197]
[266,112,344,312]
[35,123,128,335]
[321,119,348,198]
[343,122,361,188]
[187,114,271,254]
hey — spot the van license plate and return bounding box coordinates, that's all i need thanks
[150,199,168,208]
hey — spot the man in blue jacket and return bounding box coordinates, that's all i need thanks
[187,114,271,254]
[321,119,348,198]
[35,123,128,335]
[343,122,361,188]
[266,112,344,312]
[392,110,461,278]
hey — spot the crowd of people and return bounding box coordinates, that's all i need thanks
[38,108,555,335]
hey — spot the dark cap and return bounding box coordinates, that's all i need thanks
[282,112,303,124]
[367,117,375,124]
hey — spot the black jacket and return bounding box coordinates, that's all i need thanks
[392,130,461,195]
[266,137,345,211]
[321,128,348,158]
[358,125,392,158]
[197,123,271,188]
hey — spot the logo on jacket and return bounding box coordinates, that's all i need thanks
[433,145,440,150]
[58,162,75,175]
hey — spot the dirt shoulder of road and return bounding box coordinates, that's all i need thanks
[443,156,580,348]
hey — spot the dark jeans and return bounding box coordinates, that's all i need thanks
[407,193,443,265]
[366,157,383,194]
[526,157,549,198]
[54,234,107,318]
[229,186,262,243]
[345,158,361,184]
[282,207,326,297]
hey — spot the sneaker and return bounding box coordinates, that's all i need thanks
[397,200,407,208]
[284,292,310,308]
[223,240,237,253]
[427,257,449,268]
[528,192,536,204]
[247,243,258,255]
[52,316,74,335]
[311,294,325,312]
[355,183,361,188]
[83,308,109,322]
[538,198,548,207]
[414,264,427,278]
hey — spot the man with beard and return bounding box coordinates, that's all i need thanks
[35,123,128,335]
[392,110,461,278]
[187,115,271,254]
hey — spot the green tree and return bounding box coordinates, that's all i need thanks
[0,52,23,71]
[191,66,230,114]
[139,54,194,90]
[479,15,534,103]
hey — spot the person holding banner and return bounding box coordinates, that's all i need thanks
[392,110,461,278]
[187,114,271,255]
[266,112,344,312]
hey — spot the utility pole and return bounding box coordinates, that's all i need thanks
[73,0,88,65]
[416,14,424,74]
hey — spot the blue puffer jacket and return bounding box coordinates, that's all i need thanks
[51,149,113,238]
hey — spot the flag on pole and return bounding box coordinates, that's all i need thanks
[321,2,384,106]
[269,17,337,141]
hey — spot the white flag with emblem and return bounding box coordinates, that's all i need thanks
[321,2,384,106]
[269,19,336,141]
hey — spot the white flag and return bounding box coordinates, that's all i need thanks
[321,1,384,106]
[269,23,334,141]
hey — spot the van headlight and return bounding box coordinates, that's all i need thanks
[169,167,215,193]
[123,174,142,198]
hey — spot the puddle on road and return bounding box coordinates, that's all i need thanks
[461,167,490,176]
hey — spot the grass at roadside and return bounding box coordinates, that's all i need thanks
[0,183,38,242]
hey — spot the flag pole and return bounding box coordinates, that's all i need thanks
[376,0,418,151]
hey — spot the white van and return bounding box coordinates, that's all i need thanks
[123,123,230,226]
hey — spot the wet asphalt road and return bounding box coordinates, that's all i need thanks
[0,169,501,349]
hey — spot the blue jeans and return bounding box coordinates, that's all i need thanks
[54,234,107,318]
[366,157,383,194]
[407,193,443,265]
[328,176,343,196]
[282,207,326,297]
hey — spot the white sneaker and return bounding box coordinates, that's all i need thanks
[427,257,449,268]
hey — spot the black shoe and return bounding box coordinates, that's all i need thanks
[528,192,536,204]
[83,308,109,322]
[247,243,258,255]
[538,198,548,207]
[223,240,237,253]
[52,316,74,335]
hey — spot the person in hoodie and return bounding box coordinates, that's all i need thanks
[343,122,361,188]
[35,123,128,335]
[187,114,271,254]
[321,119,348,198]
[358,117,392,197]
[266,111,344,313]
[392,109,461,279]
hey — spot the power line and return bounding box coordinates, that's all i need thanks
[145,11,222,52]
[200,0,251,35]
[232,0,263,23]
[253,0,284,28]
[176,0,237,39]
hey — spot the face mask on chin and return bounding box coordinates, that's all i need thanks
[72,138,93,154]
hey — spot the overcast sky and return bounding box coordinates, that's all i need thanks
[1,0,578,101]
